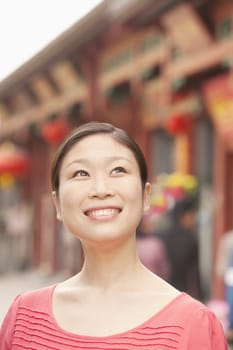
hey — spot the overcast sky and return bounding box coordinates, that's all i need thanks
[0,0,102,82]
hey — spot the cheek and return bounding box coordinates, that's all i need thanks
[58,185,82,212]
[125,181,144,208]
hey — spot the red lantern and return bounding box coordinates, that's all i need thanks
[0,145,30,176]
[165,114,192,135]
[41,119,70,145]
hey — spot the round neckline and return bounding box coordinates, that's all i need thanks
[48,284,186,340]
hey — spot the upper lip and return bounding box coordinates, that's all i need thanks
[84,205,122,215]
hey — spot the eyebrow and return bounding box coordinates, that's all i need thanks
[66,156,133,168]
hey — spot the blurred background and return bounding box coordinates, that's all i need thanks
[0,0,233,339]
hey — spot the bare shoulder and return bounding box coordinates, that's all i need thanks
[53,274,83,300]
[142,266,178,291]
[139,268,181,306]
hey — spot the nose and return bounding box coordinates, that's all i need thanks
[88,175,114,199]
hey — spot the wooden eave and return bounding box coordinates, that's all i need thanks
[165,38,233,80]
[0,0,177,97]
[0,0,224,140]
[0,87,84,138]
[0,1,109,97]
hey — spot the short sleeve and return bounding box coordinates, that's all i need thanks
[180,305,228,349]
[0,295,21,350]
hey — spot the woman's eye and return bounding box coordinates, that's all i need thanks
[73,170,89,177]
[111,166,126,175]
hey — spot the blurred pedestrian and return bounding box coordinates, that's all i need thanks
[0,122,227,349]
[159,196,203,300]
[136,215,171,281]
[216,230,233,342]
[3,202,32,271]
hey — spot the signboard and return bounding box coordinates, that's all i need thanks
[202,73,233,136]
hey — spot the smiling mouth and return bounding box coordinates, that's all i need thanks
[85,208,121,219]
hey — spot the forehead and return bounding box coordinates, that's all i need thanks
[62,134,136,163]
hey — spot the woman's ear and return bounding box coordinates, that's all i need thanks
[143,182,151,212]
[52,191,62,221]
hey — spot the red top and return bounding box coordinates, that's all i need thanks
[0,284,228,349]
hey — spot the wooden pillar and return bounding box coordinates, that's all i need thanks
[213,130,228,298]
[29,137,57,272]
[80,47,99,122]
[130,80,152,176]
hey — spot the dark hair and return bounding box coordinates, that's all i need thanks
[171,196,198,221]
[51,122,148,192]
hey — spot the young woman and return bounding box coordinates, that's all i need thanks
[0,122,227,349]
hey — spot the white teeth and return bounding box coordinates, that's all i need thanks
[88,208,119,217]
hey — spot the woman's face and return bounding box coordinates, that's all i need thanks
[53,134,151,246]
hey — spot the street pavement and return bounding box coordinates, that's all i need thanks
[0,269,65,325]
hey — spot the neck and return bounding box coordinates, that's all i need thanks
[76,237,145,291]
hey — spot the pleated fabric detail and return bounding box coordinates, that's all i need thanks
[12,305,183,349]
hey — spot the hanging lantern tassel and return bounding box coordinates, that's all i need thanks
[0,173,15,188]
[41,119,71,145]
[165,114,192,135]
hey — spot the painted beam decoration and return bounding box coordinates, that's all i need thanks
[99,33,136,91]
[134,27,166,79]
[99,28,166,92]
[50,60,87,99]
[161,3,213,55]
[30,74,57,103]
